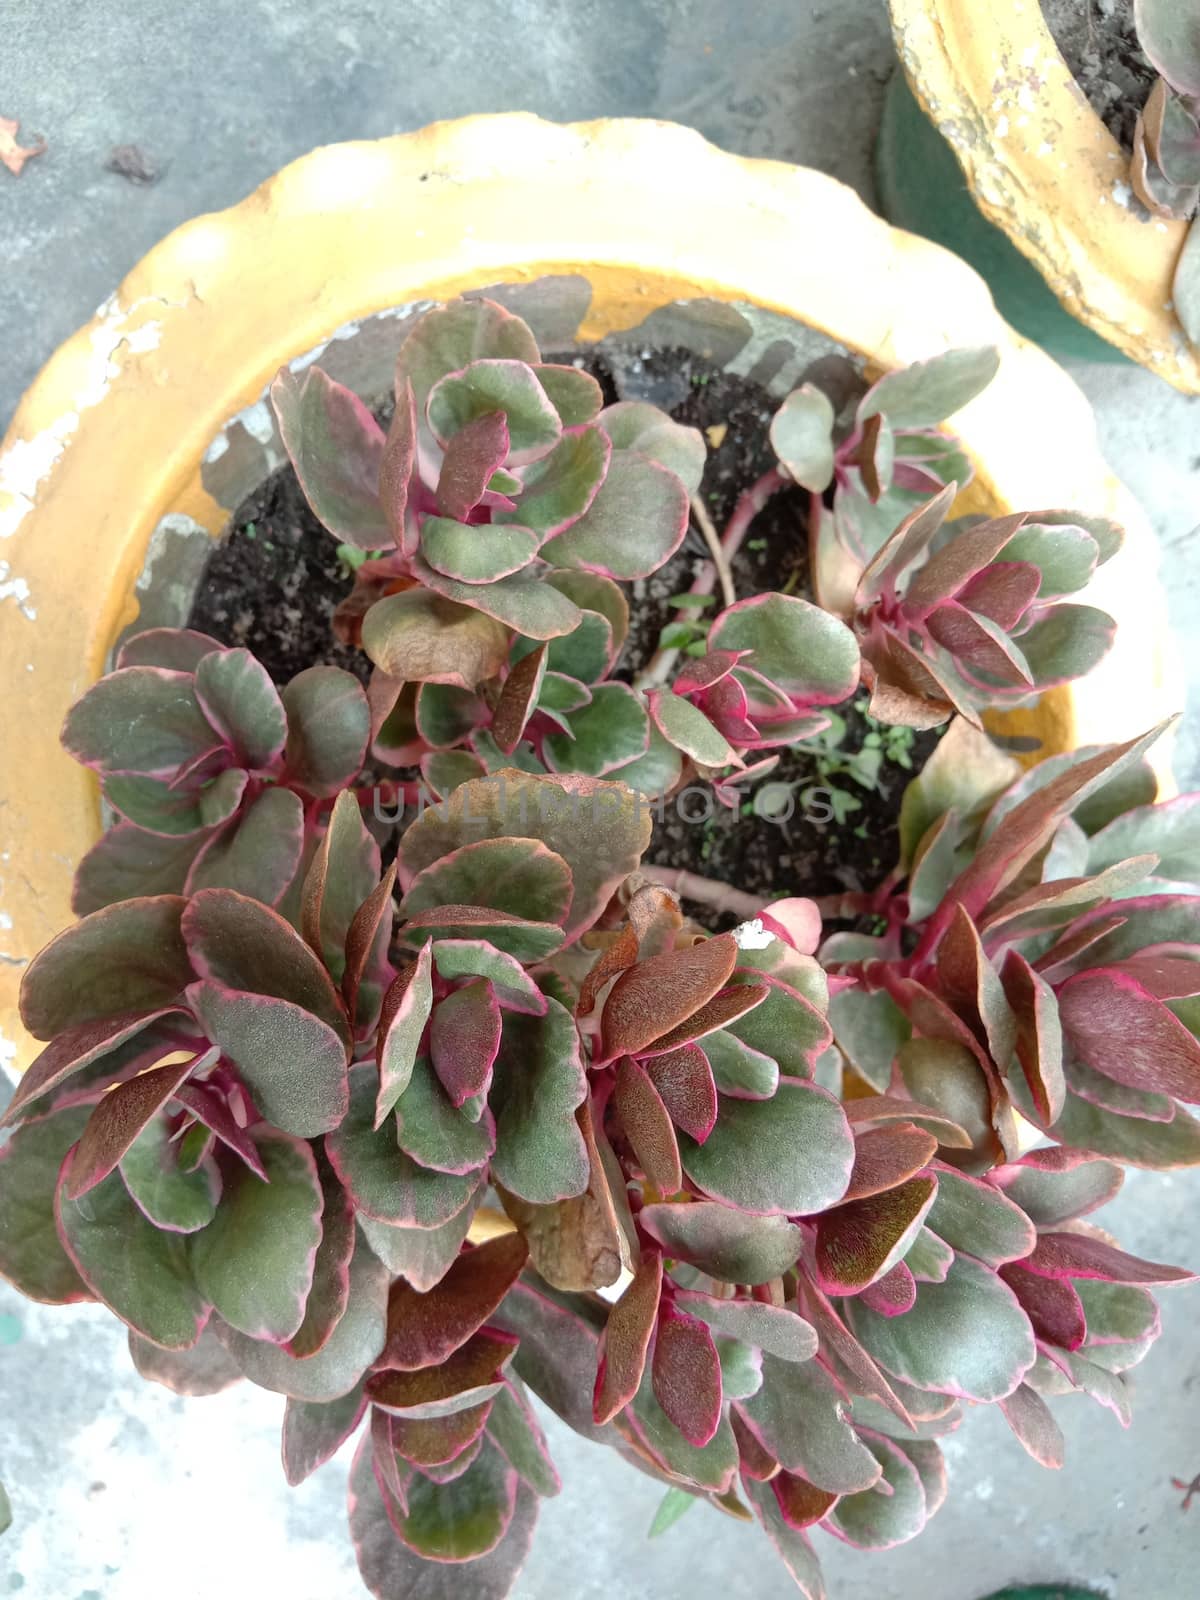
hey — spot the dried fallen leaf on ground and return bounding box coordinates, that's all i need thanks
[0,115,46,177]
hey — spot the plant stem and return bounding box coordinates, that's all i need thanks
[690,492,735,610]
[634,466,789,690]
[643,865,765,921]
[722,465,788,566]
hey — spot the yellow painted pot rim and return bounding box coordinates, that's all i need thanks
[0,113,1181,1077]
[887,0,1200,393]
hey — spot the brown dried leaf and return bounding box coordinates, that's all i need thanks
[1,115,46,177]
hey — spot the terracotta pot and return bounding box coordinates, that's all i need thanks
[0,113,1179,1077]
[885,0,1200,392]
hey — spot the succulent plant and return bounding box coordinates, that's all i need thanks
[823,716,1200,1173]
[4,737,1197,1597]
[1131,0,1200,343]
[1,314,1195,1598]
[272,296,702,698]
[751,352,1121,727]
[847,488,1121,729]
[62,628,371,913]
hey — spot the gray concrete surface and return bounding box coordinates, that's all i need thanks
[1,2,1199,1598]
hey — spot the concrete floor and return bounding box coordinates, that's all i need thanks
[1,2,1199,1597]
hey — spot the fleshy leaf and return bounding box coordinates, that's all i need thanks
[769,385,835,492]
[1059,969,1200,1102]
[56,1164,208,1348]
[675,1292,818,1363]
[923,1166,1036,1266]
[302,789,381,984]
[281,666,371,798]
[744,1477,829,1600]
[430,979,503,1109]
[129,1323,241,1396]
[593,1253,663,1425]
[61,667,219,778]
[436,410,511,521]
[738,1354,881,1493]
[428,360,561,464]
[847,1255,1036,1402]
[710,593,859,704]
[188,980,349,1138]
[1,1009,183,1129]
[347,1435,536,1598]
[431,941,547,1017]
[500,425,610,536]
[540,451,689,580]
[998,1382,1065,1468]
[417,560,583,640]
[648,689,740,769]
[815,1177,936,1293]
[283,1384,368,1486]
[363,588,510,690]
[187,788,304,905]
[190,1130,323,1342]
[638,1202,803,1284]
[328,1066,478,1227]
[366,1328,517,1420]
[486,1380,561,1496]
[0,1105,94,1302]
[614,1056,682,1194]
[700,1030,779,1100]
[20,896,191,1038]
[628,1374,738,1493]
[989,1148,1123,1227]
[824,1429,927,1551]
[358,1182,483,1292]
[194,647,287,769]
[117,626,226,672]
[287,1163,356,1359]
[599,935,736,1061]
[497,1102,633,1293]
[398,770,651,942]
[858,347,1000,428]
[394,1054,495,1175]
[182,888,348,1033]
[998,1262,1087,1350]
[599,401,706,493]
[543,683,650,776]
[422,516,541,583]
[217,1234,389,1401]
[1022,1231,1194,1286]
[381,1231,528,1373]
[652,1301,723,1447]
[1136,0,1200,94]
[270,365,388,548]
[66,1055,198,1199]
[375,945,435,1127]
[643,1045,718,1142]
[680,1078,854,1216]
[489,1000,588,1203]
[842,1124,938,1202]
[534,364,603,428]
[492,645,548,755]
[401,837,573,929]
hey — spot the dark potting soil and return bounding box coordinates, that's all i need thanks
[1041,0,1158,149]
[187,468,371,687]
[187,348,938,920]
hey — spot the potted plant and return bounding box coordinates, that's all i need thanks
[0,116,1180,1081]
[881,0,1200,392]
[1,271,1198,1598]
